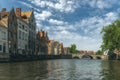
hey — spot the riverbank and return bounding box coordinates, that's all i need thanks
[0,54,72,62]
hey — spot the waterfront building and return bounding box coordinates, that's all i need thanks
[0,8,36,55]
[59,43,64,55]
[16,15,29,55]
[0,8,18,55]
[64,47,70,54]
[48,40,55,55]
[48,40,64,55]
[36,30,49,55]
[53,41,59,55]
[15,8,36,54]
[0,19,8,53]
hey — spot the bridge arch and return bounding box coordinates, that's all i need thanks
[73,56,80,59]
[96,56,101,59]
[81,55,93,59]
[72,54,108,60]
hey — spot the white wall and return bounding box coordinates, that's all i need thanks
[0,26,8,53]
[17,19,29,51]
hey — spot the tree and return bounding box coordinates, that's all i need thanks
[70,44,78,53]
[96,50,103,55]
[101,19,120,59]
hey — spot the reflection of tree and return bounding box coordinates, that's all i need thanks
[101,61,120,80]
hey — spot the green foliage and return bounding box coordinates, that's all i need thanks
[70,44,78,53]
[101,20,120,52]
[96,50,103,55]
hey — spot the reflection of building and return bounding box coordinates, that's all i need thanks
[0,20,8,53]
[36,30,49,55]
[64,47,70,54]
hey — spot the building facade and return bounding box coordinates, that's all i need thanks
[0,8,36,55]
[17,18,29,54]
[64,47,70,54]
[0,21,8,53]
[48,40,55,55]
[53,41,59,55]
[59,43,64,55]
[36,30,49,55]
[16,8,36,54]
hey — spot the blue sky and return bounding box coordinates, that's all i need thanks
[0,0,120,51]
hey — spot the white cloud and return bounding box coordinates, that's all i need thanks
[48,11,118,51]
[34,11,52,21]
[49,30,102,51]
[19,0,119,14]
[81,0,117,9]
[48,19,67,25]
[18,1,40,12]
[20,0,79,13]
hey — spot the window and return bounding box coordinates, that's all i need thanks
[19,22,21,28]
[19,26,21,28]
[19,30,21,39]
[25,33,27,40]
[22,25,24,30]
[2,31,6,40]
[0,45,2,51]
[3,43,6,53]
[22,32,24,40]
[24,26,27,31]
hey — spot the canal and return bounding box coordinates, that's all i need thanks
[0,59,120,80]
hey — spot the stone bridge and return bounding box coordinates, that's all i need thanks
[72,54,108,60]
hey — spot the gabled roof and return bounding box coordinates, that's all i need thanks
[0,17,8,28]
[21,11,32,18]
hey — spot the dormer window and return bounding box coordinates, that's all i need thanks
[22,15,27,19]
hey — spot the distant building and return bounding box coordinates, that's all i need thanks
[36,30,49,55]
[48,40,54,55]
[48,40,64,55]
[53,41,59,55]
[59,43,64,55]
[64,47,70,54]
[79,50,95,55]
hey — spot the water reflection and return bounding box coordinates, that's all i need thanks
[101,60,120,80]
[0,60,119,80]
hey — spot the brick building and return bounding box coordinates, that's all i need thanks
[36,30,49,55]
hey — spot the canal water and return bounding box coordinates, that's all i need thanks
[0,59,120,80]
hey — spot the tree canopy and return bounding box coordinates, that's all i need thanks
[101,20,120,52]
[96,50,103,55]
[70,44,78,53]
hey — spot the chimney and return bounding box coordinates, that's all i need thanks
[16,8,21,17]
[1,8,6,12]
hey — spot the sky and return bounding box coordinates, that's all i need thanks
[0,0,120,51]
